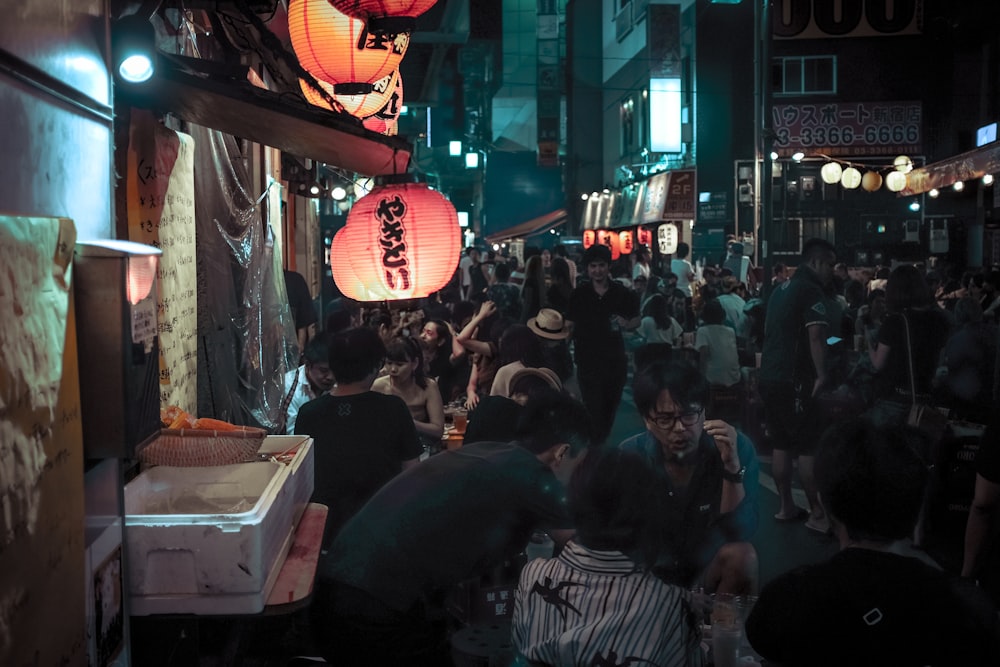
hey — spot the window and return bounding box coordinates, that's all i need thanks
[771,217,835,255]
[772,56,836,96]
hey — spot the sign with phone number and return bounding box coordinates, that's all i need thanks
[772,101,922,158]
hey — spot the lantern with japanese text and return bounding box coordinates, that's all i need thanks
[330,0,438,33]
[619,230,634,255]
[657,223,678,255]
[362,73,403,135]
[300,70,399,118]
[637,226,652,247]
[582,230,596,248]
[330,224,395,301]
[340,177,460,300]
[288,0,409,92]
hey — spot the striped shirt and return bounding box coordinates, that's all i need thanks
[512,541,705,666]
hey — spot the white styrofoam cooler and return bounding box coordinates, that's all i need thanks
[125,435,314,615]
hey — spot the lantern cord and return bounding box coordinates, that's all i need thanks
[813,153,916,172]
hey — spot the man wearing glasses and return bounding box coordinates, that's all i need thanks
[617,360,760,595]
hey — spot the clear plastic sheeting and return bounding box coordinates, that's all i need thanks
[189,122,298,431]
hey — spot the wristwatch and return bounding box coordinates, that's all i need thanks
[722,465,746,484]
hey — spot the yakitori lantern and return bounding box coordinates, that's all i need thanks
[619,230,634,254]
[301,70,399,118]
[636,226,652,247]
[343,178,460,300]
[820,161,843,185]
[288,0,409,92]
[582,230,596,248]
[885,170,907,193]
[861,171,883,192]
[330,224,394,301]
[841,167,862,189]
[329,0,438,33]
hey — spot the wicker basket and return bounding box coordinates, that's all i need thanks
[138,427,267,467]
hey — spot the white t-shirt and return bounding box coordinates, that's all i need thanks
[695,324,741,387]
[671,258,694,297]
[632,262,651,281]
[459,254,474,289]
[637,316,683,346]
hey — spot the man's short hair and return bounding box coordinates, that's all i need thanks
[801,238,836,263]
[328,327,385,384]
[304,333,330,365]
[632,360,709,419]
[515,389,593,456]
[581,244,612,266]
[701,298,725,325]
[494,261,511,282]
[815,420,928,543]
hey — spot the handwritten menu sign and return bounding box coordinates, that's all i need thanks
[126,110,198,412]
[0,216,86,666]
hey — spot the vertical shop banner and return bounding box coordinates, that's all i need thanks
[126,110,197,412]
[647,3,681,77]
[0,215,85,667]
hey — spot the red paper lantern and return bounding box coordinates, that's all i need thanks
[288,0,409,91]
[339,179,460,300]
[330,0,438,33]
[607,231,622,261]
[362,73,403,134]
[330,224,394,301]
[619,230,634,254]
[582,230,595,248]
[301,69,399,118]
[637,226,652,247]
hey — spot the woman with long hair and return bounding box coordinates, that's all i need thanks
[489,324,546,397]
[867,264,951,427]
[546,256,575,315]
[520,255,548,323]
[373,336,445,445]
[419,318,461,403]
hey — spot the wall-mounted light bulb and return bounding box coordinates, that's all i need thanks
[928,188,940,198]
[983,174,994,186]
[953,181,965,192]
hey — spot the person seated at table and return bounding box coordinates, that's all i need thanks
[616,360,759,595]
[512,447,705,667]
[280,333,335,435]
[372,336,446,449]
[746,420,1000,666]
[311,390,593,666]
[489,323,546,397]
[463,366,562,445]
[294,327,422,548]
[696,298,742,389]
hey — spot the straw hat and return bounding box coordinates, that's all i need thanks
[508,367,562,393]
[527,308,571,340]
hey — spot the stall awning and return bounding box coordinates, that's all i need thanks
[485,208,568,243]
[902,142,1000,196]
[117,54,412,177]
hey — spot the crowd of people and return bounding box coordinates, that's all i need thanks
[275,237,1000,665]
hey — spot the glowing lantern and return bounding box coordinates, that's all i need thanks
[861,171,883,192]
[342,178,460,300]
[362,73,403,134]
[330,224,394,301]
[657,223,678,255]
[894,155,913,173]
[330,0,438,33]
[288,0,410,91]
[582,230,596,248]
[301,70,399,118]
[841,167,862,189]
[885,171,907,193]
[606,231,621,260]
[619,230,634,254]
[820,162,843,185]
[637,226,652,247]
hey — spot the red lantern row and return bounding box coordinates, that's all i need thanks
[331,180,460,301]
[582,228,648,258]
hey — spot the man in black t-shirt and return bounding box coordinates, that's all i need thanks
[567,244,640,443]
[311,391,593,666]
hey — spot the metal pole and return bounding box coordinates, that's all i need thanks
[756,0,773,283]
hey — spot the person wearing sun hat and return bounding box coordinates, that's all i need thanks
[527,308,575,386]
